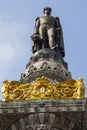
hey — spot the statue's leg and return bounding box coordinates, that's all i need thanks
[47,28,55,49]
[39,25,49,48]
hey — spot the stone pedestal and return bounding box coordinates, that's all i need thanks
[0,98,86,130]
[20,49,71,83]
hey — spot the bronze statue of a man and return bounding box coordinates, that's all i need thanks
[31,7,65,57]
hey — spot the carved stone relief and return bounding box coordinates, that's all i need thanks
[7,113,82,130]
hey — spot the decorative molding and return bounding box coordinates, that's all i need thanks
[2,77,85,101]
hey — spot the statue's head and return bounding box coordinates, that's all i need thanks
[43,7,52,15]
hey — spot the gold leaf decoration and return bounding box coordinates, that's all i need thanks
[1,77,85,101]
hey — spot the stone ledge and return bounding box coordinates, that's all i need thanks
[0,98,86,114]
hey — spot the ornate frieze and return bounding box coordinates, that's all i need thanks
[2,76,85,101]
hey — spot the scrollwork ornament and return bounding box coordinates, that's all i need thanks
[2,77,85,100]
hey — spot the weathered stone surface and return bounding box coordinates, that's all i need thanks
[0,98,86,130]
[0,99,86,113]
[20,49,71,83]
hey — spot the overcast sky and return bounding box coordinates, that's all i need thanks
[0,0,87,99]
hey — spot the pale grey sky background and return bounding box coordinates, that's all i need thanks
[0,0,87,99]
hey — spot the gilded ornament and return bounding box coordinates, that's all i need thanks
[1,76,85,100]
